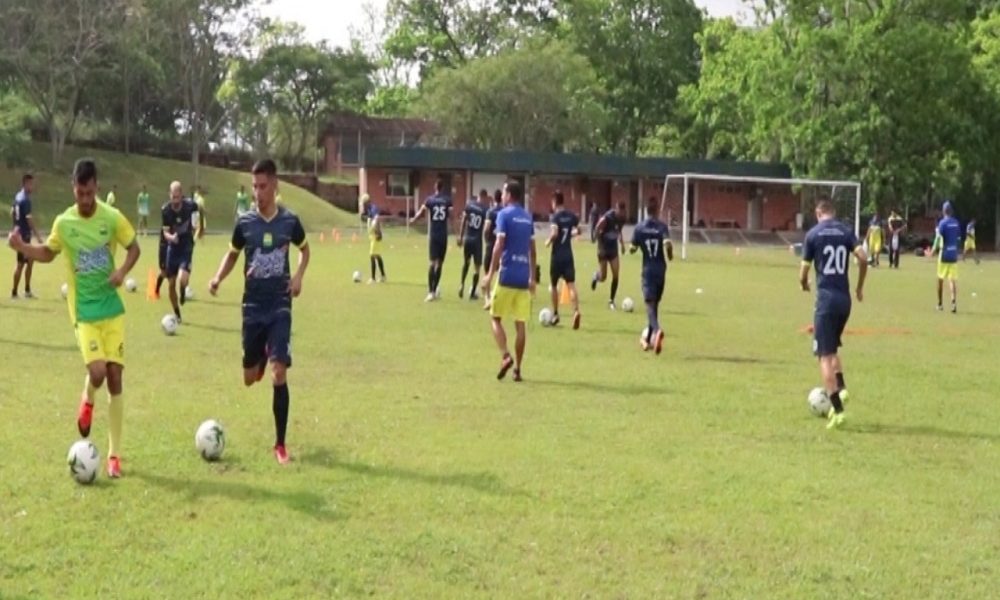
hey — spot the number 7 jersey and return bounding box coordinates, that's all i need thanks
[802,219,860,298]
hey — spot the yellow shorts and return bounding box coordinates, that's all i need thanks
[937,261,958,281]
[369,240,382,256]
[490,284,531,322]
[75,315,126,366]
[869,240,882,255]
[964,239,976,252]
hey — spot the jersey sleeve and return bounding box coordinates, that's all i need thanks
[801,232,815,262]
[291,216,307,247]
[162,205,171,229]
[495,210,508,237]
[230,221,246,251]
[114,211,137,247]
[45,216,63,254]
[22,197,31,217]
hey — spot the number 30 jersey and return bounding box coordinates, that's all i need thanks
[802,219,860,302]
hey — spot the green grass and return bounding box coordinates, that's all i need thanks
[1,236,999,598]
[318,172,359,186]
[0,143,355,231]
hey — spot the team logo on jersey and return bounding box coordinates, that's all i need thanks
[263,233,273,248]
[99,224,108,236]
[89,340,99,352]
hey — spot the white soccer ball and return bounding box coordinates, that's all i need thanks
[60,283,69,299]
[161,314,178,336]
[539,307,554,326]
[352,270,362,283]
[622,297,635,312]
[67,440,100,484]
[185,285,195,300]
[125,278,137,292]
[195,419,226,461]
[808,387,832,418]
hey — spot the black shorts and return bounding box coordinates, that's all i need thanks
[484,241,495,269]
[158,241,167,270]
[243,309,292,369]
[813,308,850,357]
[165,244,193,277]
[463,240,483,268]
[550,257,576,285]
[598,242,619,261]
[429,238,448,262]
[642,276,665,303]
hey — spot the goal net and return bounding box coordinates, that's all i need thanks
[658,173,862,260]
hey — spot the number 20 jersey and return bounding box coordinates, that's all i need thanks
[802,219,859,307]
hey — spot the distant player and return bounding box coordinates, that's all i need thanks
[409,178,452,302]
[545,191,581,329]
[799,197,867,430]
[457,190,488,300]
[161,182,199,321]
[865,214,883,267]
[482,182,536,382]
[367,205,386,283]
[932,201,961,313]
[136,184,151,236]
[963,218,979,265]
[591,202,626,310]
[481,189,503,310]
[106,185,118,207]
[887,209,905,269]
[8,159,140,477]
[629,198,672,354]
[11,173,41,299]
[235,184,251,221]
[588,203,599,242]
[209,159,310,464]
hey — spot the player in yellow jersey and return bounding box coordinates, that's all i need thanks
[865,215,883,267]
[367,204,386,283]
[7,159,140,478]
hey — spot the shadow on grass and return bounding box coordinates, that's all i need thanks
[133,471,342,522]
[0,337,76,353]
[300,448,532,499]
[1,302,54,313]
[848,422,1000,443]
[529,378,666,397]
[184,321,240,334]
[684,355,782,365]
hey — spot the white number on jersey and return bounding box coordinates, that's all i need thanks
[432,205,447,221]
[645,239,659,257]
[560,228,570,244]
[821,245,848,275]
[468,213,482,229]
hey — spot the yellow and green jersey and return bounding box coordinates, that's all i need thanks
[46,203,136,324]
[235,191,251,214]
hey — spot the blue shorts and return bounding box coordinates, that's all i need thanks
[165,244,193,277]
[642,275,665,303]
[242,309,292,369]
[429,237,448,262]
[813,307,850,356]
[550,256,576,285]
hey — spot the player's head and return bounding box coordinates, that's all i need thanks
[72,159,99,215]
[141,183,147,192]
[552,191,565,210]
[21,173,33,194]
[478,188,489,202]
[493,189,502,205]
[814,196,835,220]
[169,181,183,204]
[646,196,659,217]
[503,181,523,206]
[251,159,279,208]
[240,184,245,192]
[942,201,953,217]
[614,201,626,215]
[435,178,445,194]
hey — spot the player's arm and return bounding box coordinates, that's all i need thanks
[484,234,506,290]
[529,238,537,295]
[457,211,467,246]
[799,238,813,292]
[665,238,674,261]
[162,208,178,243]
[288,218,310,297]
[210,224,246,294]
[482,219,493,243]
[619,226,626,254]
[7,230,57,263]
[545,223,558,247]
[408,203,427,225]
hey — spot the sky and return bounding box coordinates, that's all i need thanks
[261,0,752,48]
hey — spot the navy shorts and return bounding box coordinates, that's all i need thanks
[158,241,167,270]
[242,309,292,369]
[165,244,193,277]
[550,257,576,285]
[642,276,665,303]
[598,242,619,261]
[813,309,850,357]
[429,237,448,262]
[484,242,495,269]
[463,240,483,268]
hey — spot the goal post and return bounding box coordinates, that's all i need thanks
[660,173,862,260]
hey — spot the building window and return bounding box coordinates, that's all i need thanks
[386,172,410,197]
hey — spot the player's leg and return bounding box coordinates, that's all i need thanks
[949,273,958,313]
[511,289,529,381]
[23,258,34,297]
[830,354,848,404]
[936,276,944,310]
[609,256,620,308]
[242,320,268,387]
[460,245,471,297]
[815,309,847,428]
[11,255,24,298]
[76,319,111,438]
[266,312,292,463]
[549,266,560,316]
[513,320,526,382]
[470,245,482,300]
[592,256,607,290]
[490,286,515,379]
[156,243,167,298]
[105,362,124,477]
[377,254,386,281]
[369,252,377,283]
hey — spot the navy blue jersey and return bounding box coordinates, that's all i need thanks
[231,206,307,319]
[802,219,859,299]
[550,209,579,262]
[484,205,502,244]
[162,199,199,249]
[631,218,670,277]
[12,189,31,236]
[462,201,487,243]
[599,210,623,245]
[424,193,452,240]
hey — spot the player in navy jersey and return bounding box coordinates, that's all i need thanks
[457,189,488,300]
[209,159,310,464]
[161,182,199,322]
[481,189,503,310]
[409,178,453,302]
[482,182,536,382]
[591,202,627,310]
[545,191,581,329]
[932,201,962,313]
[629,198,672,354]
[800,198,867,429]
[10,173,41,299]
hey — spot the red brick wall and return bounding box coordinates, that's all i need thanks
[761,185,801,230]
[529,175,583,217]
[694,182,746,227]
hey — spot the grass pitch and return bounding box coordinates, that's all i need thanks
[1,233,998,598]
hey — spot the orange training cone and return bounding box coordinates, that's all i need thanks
[146,267,158,301]
[560,284,572,306]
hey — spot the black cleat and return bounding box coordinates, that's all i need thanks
[497,354,514,380]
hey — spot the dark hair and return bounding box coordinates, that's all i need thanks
[493,189,502,203]
[21,173,33,184]
[815,196,835,215]
[506,181,523,202]
[251,159,278,177]
[646,196,659,214]
[478,188,488,198]
[73,159,98,186]
[616,201,626,211]
[435,178,445,193]
[553,191,565,205]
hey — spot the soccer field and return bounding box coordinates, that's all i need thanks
[2,233,999,598]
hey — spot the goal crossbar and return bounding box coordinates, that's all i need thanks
[661,173,862,260]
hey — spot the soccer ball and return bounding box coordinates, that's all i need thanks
[161,314,179,336]
[195,419,226,461]
[622,297,635,312]
[539,307,554,326]
[125,278,137,292]
[352,271,362,283]
[185,285,195,300]
[67,440,100,484]
[808,387,832,417]
[60,283,69,299]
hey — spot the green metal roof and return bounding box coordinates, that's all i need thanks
[362,147,791,179]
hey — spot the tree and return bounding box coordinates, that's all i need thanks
[418,39,607,152]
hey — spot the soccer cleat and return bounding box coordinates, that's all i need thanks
[458,286,464,299]
[273,445,290,465]
[573,311,581,330]
[23,291,34,299]
[77,397,94,438]
[497,354,514,380]
[424,293,436,302]
[951,303,957,314]
[513,369,523,383]
[936,304,943,311]
[379,276,387,283]
[654,329,665,355]
[9,294,17,300]
[550,313,560,327]
[107,456,122,478]
[434,288,442,299]
[826,411,846,430]
[590,276,598,291]
[469,291,479,301]
[608,301,616,311]
[367,279,375,285]
[839,389,850,405]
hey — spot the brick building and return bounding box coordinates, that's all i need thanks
[319,113,437,176]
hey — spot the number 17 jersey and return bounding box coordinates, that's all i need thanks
[802,219,859,302]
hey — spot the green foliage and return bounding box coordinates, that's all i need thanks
[0,90,31,167]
